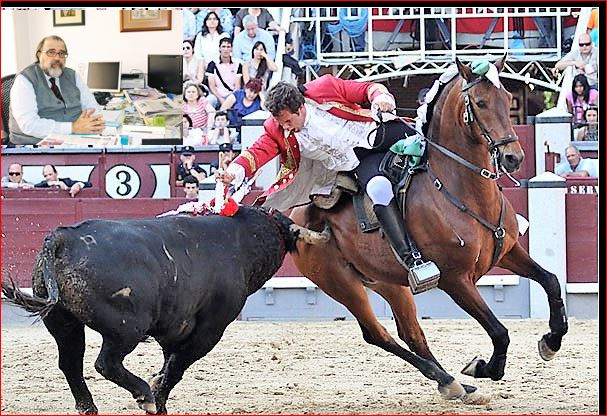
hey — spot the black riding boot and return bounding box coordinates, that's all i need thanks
[373,200,415,268]
[374,199,441,294]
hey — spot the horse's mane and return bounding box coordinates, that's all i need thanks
[423,75,460,143]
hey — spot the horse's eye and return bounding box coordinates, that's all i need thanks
[476,101,487,109]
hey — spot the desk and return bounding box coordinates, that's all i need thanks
[37,88,182,148]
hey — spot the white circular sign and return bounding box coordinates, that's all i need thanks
[105,165,141,199]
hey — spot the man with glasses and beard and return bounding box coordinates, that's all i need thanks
[9,35,104,145]
[1,163,33,189]
[555,32,598,89]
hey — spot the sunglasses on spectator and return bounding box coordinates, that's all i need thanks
[579,42,591,47]
[40,49,68,58]
[8,172,22,176]
[183,46,192,50]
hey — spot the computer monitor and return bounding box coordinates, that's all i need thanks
[147,54,182,95]
[86,62,121,92]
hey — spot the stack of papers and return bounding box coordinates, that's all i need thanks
[38,134,119,147]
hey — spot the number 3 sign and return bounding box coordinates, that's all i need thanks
[105,165,141,199]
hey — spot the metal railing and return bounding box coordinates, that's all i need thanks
[286,7,583,89]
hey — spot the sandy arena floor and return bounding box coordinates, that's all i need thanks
[1,318,598,414]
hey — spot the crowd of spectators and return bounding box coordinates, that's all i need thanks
[182,8,288,146]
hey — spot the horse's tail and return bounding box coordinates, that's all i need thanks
[1,236,60,319]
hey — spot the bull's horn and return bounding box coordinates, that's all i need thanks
[290,223,331,245]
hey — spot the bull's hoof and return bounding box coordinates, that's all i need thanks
[76,403,98,414]
[438,380,466,400]
[538,335,557,361]
[139,401,157,414]
[148,373,164,392]
[461,356,486,377]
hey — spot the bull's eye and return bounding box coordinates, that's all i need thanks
[476,100,487,109]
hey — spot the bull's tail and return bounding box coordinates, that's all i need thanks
[1,236,60,319]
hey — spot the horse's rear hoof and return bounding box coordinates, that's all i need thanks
[461,356,485,377]
[438,380,466,400]
[538,335,557,361]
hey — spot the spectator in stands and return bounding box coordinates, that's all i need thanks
[197,7,234,37]
[220,78,263,129]
[183,8,197,41]
[183,40,205,87]
[243,41,278,91]
[233,8,284,35]
[555,33,598,89]
[35,164,91,197]
[555,145,598,178]
[183,83,215,129]
[183,175,201,199]
[207,111,236,145]
[176,146,208,186]
[565,74,598,125]
[1,163,34,189]
[576,106,598,141]
[193,11,229,65]
[206,38,243,108]
[232,15,276,62]
[9,35,104,145]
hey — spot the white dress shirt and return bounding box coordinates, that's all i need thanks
[10,70,101,139]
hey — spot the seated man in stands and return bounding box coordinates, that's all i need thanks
[176,146,208,186]
[183,175,201,199]
[1,163,34,189]
[9,35,105,145]
[34,164,92,197]
[555,144,598,178]
[555,33,598,89]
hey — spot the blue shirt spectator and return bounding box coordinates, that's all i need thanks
[183,8,197,41]
[232,15,276,61]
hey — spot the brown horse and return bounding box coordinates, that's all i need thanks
[290,57,568,400]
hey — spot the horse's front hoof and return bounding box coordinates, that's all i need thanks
[461,356,486,377]
[538,334,558,361]
[438,380,466,400]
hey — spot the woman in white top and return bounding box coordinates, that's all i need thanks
[193,11,229,64]
[242,41,278,91]
[183,40,205,86]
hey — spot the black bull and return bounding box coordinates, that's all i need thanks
[2,206,329,414]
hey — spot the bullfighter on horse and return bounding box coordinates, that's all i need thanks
[218,74,436,275]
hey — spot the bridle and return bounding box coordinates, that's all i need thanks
[460,77,519,178]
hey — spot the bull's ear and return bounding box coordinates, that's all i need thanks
[455,57,474,82]
[494,54,507,72]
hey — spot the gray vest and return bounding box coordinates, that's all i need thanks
[9,63,82,144]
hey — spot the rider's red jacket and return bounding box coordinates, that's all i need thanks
[231,74,391,198]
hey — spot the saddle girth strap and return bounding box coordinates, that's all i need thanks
[424,164,507,267]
